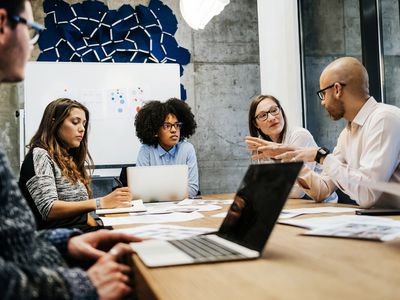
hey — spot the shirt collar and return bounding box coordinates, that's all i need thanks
[157,143,178,157]
[349,96,377,128]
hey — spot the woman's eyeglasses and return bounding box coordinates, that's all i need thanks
[254,106,280,122]
[161,122,183,131]
[10,15,45,45]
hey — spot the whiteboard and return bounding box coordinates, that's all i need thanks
[24,62,180,175]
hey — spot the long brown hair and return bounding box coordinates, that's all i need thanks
[28,98,93,196]
[248,95,288,143]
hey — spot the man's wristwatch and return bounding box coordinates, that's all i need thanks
[315,147,330,164]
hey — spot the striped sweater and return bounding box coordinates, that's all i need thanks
[19,148,89,229]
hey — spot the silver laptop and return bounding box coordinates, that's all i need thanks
[130,162,303,267]
[127,165,188,202]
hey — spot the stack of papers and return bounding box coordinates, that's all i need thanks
[98,199,229,226]
[279,215,400,242]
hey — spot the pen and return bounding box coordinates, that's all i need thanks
[113,176,124,187]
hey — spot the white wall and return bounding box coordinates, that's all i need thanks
[257,0,303,127]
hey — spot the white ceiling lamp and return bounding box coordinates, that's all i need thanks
[180,0,230,30]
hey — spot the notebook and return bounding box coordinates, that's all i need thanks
[130,162,303,267]
[127,165,188,202]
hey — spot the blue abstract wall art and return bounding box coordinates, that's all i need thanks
[39,0,190,99]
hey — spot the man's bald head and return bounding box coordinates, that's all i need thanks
[321,57,369,99]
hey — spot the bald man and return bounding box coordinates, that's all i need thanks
[247,57,400,208]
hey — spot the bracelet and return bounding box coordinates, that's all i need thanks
[95,197,102,209]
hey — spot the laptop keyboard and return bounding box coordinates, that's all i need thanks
[169,236,245,261]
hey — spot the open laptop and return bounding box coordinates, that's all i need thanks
[127,165,188,202]
[130,162,303,267]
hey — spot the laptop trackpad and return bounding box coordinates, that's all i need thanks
[131,240,194,267]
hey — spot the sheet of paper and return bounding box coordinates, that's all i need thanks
[212,212,227,218]
[178,199,234,205]
[96,200,147,215]
[304,222,400,242]
[279,206,359,219]
[99,211,204,226]
[140,201,222,214]
[278,214,399,229]
[114,224,215,240]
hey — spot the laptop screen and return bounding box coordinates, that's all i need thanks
[217,162,303,252]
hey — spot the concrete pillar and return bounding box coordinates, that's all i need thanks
[257,0,303,127]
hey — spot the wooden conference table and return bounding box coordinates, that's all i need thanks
[114,194,400,300]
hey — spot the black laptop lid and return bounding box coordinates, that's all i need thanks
[217,162,303,252]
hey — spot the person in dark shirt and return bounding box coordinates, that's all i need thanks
[0,1,142,299]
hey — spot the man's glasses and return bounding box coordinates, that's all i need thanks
[316,82,346,100]
[254,105,280,122]
[10,15,45,45]
[161,122,183,131]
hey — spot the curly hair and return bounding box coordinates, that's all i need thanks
[28,98,94,197]
[135,98,197,147]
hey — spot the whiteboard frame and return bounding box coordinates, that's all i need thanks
[23,62,180,176]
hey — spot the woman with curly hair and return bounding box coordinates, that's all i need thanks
[134,98,199,197]
[19,98,132,230]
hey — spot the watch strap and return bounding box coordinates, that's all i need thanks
[315,147,330,164]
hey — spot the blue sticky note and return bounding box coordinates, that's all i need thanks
[58,23,81,42]
[38,26,62,50]
[113,51,132,62]
[54,5,75,23]
[102,10,119,26]
[116,4,136,20]
[180,84,187,101]
[127,29,150,52]
[149,0,177,34]
[43,0,69,14]
[80,49,97,62]
[136,5,158,27]
[38,48,59,61]
[81,0,108,20]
